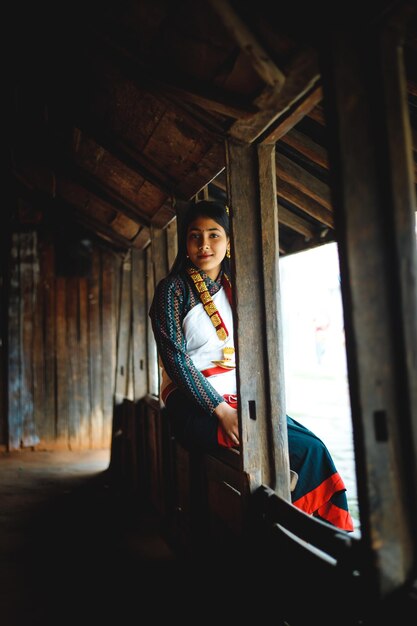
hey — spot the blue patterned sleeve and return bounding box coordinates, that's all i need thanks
[149,275,224,414]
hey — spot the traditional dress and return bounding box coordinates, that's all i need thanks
[149,263,354,532]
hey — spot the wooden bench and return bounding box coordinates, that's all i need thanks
[111,396,301,561]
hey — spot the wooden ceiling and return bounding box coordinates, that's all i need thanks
[11,0,417,256]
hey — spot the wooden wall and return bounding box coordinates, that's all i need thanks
[1,227,146,451]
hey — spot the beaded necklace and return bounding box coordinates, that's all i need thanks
[186,266,232,342]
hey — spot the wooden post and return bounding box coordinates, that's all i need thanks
[226,139,290,499]
[320,9,417,596]
[131,249,148,401]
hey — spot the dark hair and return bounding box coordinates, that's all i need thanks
[169,200,231,277]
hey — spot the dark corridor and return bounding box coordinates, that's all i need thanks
[0,449,180,626]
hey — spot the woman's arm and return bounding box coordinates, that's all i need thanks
[149,275,225,415]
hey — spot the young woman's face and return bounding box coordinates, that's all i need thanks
[186,216,229,280]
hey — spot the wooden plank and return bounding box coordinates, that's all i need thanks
[321,18,416,594]
[230,50,320,143]
[20,233,40,448]
[131,249,147,401]
[114,253,132,403]
[101,250,117,447]
[38,241,56,444]
[225,140,267,488]
[76,114,182,199]
[146,245,159,397]
[78,278,91,447]
[88,251,103,448]
[55,276,69,448]
[145,405,164,513]
[59,199,139,250]
[132,226,151,250]
[7,234,21,450]
[379,4,417,566]
[258,143,291,498]
[57,160,152,228]
[307,103,326,126]
[276,152,332,210]
[151,203,176,229]
[0,205,12,448]
[166,220,178,272]
[277,203,316,239]
[261,86,323,144]
[277,178,334,228]
[66,277,81,450]
[33,238,45,445]
[279,128,329,170]
[127,330,134,401]
[102,50,257,119]
[151,226,169,287]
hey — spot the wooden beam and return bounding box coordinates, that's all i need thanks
[260,85,323,144]
[208,0,286,89]
[75,116,182,199]
[276,178,334,228]
[230,49,320,143]
[212,165,322,238]
[16,181,141,250]
[131,226,151,249]
[60,158,153,227]
[279,128,329,170]
[276,152,332,210]
[277,203,316,240]
[258,142,291,497]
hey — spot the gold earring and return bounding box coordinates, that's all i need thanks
[226,244,231,259]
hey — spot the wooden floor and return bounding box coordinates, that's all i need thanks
[0,448,184,626]
[0,448,296,625]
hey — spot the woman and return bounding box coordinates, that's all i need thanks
[149,200,354,532]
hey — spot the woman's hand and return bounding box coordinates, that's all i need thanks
[214,401,240,446]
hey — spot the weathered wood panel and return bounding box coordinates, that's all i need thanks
[42,244,57,442]
[88,252,103,447]
[258,143,291,498]
[166,220,178,271]
[146,245,159,397]
[131,249,147,401]
[114,254,132,403]
[101,250,117,448]
[8,235,22,449]
[20,233,40,448]
[55,275,69,448]
[33,239,45,444]
[78,278,91,447]
[151,226,169,287]
[66,277,81,449]
[3,224,121,451]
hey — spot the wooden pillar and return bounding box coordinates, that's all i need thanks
[320,9,417,596]
[114,253,132,404]
[226,139,290,499]
[131,249,148,401]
